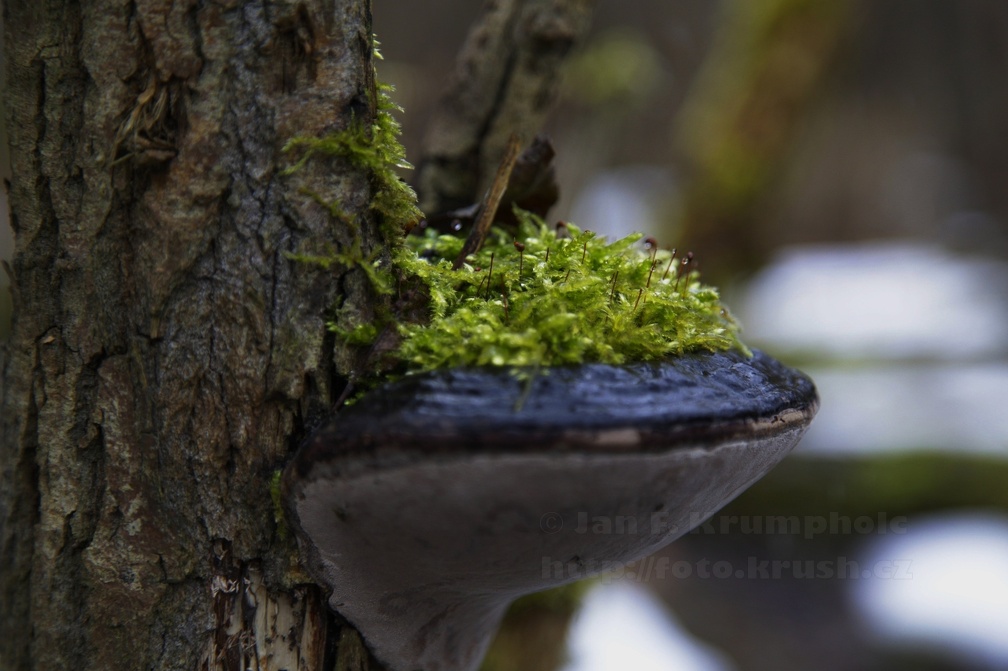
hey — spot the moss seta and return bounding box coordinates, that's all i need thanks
[396,210,747,371]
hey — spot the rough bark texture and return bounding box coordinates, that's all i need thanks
[1,1,391,669]
[415,0,594,215]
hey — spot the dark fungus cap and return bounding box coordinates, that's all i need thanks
[284,349,818,671]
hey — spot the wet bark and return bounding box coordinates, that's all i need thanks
[1,0,391,669]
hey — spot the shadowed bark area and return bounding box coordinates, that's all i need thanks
[1,0,391,669]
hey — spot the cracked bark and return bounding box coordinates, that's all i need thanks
[415,0,595,215]
[2,1,389,669]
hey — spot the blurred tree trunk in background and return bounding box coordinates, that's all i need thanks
[1,1,393,668]
[673,0,859,280]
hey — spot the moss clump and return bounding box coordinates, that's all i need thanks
[395,210,746,372]
[281,39,420,357]
[281,38,744,376]
[285,245,395,297]
[283,79,423,238]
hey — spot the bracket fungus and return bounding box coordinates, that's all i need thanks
[282,348,818,671]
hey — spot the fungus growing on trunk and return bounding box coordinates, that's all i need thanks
[283,348,817,671]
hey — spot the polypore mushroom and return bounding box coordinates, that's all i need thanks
[283,348,817,671]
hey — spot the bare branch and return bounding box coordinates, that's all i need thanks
[453,134,522,269]
[416,0,595,215]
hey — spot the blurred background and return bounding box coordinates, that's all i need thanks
[374,1,1008,670]
[4,0,1008,669]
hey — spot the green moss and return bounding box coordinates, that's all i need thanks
[281,37,744,378]
[331,322,380,347]
[280,37,423,369]
[283,48,422,239]
[285,242,395,296]
[395,210,746,372]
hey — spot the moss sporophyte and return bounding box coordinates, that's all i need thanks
[395,214,747,371]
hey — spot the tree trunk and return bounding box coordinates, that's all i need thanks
[2,1,392,669]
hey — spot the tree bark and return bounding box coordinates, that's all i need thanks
[2,1,391,669]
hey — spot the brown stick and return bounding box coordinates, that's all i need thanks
[452,135,522,269]
[417,0,596,215]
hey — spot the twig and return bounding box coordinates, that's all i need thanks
[416,0,595,214]
[452,135,522,269]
